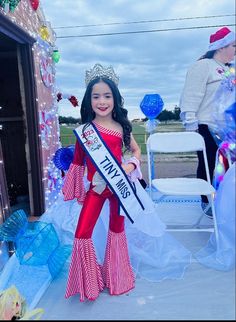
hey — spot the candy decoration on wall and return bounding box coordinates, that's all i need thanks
[40,56,53,88]
[47,169,57,192]
[30,0,39,10]
[57,92,79,107]
[39,111,54,149]
[47,161,63,193]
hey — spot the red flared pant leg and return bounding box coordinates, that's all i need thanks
[65,187,135,301]
[102,193,135,295]
[65,189,107,302]
[65,238,104,302]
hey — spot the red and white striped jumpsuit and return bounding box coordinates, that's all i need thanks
[62,123,135,302]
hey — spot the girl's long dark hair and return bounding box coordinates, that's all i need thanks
[80,77,132,150]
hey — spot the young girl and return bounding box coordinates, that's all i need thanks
[59,63,192,303]
[62,63,144,302]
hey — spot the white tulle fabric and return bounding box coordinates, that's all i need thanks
[195,163,235,271]
[40,178,192,283]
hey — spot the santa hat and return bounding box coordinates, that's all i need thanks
[209,27,235,51]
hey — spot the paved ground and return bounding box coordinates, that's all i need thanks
[140,158,198,183]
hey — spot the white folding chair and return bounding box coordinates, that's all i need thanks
[146,131,219,243]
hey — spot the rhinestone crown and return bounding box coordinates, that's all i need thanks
[85,63,119,86]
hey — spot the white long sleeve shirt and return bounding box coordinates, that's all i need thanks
[179,58,230,130]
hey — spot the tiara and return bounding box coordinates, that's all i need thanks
[85,63,119,86]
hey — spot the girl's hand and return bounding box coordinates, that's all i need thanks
[121,163,136,174]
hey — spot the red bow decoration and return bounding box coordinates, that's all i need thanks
[68,96,79,107]
[30,0,39,10]
[57,92,79,107]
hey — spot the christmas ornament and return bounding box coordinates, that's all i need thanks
[140,93,164,133]
[39,25,50,41]
[140,94,164,120]
[57,92,79,107]
[52,49,60,63]
[0,0,21,12]
[30,0,39,10]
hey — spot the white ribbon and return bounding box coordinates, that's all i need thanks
[74,123,145,223]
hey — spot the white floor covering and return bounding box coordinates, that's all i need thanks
[0,194,235,320]
[37,232,235,321]
[36,196,235,321]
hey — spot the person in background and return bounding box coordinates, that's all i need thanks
[179,26,236,217]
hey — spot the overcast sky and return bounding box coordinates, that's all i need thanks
[40,0,235,120]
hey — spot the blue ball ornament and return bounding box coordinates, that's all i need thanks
[140,94,164,120]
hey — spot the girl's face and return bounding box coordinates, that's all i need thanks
[91,81,114,119]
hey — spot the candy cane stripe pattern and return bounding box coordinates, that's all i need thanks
[40,56,53,87]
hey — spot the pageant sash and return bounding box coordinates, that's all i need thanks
[74,123,145,223]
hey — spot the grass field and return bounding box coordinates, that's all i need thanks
[60,121,186,154]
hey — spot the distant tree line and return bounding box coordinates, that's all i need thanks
[142,106,181,123]
[160,106,181,121]
[59,116,81,124]
[59,106,180,124]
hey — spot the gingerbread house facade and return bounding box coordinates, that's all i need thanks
[0,0,62,225]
